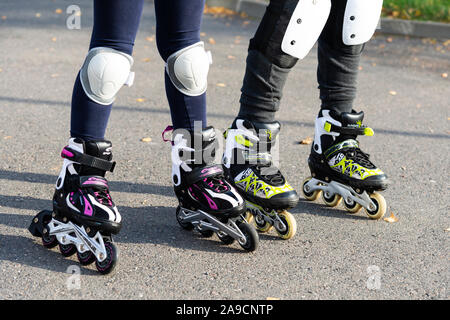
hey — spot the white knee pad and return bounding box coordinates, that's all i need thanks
[343,0,383,45]
[165,42,212,97]
[281,0,331,60]
[80,47,135,105]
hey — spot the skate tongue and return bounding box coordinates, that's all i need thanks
[341,111,364,126]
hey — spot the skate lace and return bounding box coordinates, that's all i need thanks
[254,165,284,185]
[345,147,376,169]
[204,175,229,193]
[93,189,113,206]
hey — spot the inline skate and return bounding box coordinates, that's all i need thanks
[302,109,389,219]
[29,138,121,274]
[223,119,298,239]
[163,125,259,252]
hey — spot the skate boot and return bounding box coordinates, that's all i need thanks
[302,109,389,219]
[163,125,259,252]
[223,119,298,239]
[29,138,121,274]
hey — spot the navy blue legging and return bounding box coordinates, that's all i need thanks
[71,0,207,141]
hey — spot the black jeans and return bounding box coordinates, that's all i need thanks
[238,0,364,122]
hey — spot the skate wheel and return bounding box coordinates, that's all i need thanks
[77,250,96,266]
[243,210,254,223]
[322,191,342,207]
[59,243,77,257]
[343,198,362,213]
[275,211,297,240]
[237,222,259,252]
[176,206,194,230]
[42,226,58,248]
[302,177,321,201]
[217,232,235,245]
[365,193,386,220]
[95,242,118,275]
[254,214,272,233]
[198,228,214,238]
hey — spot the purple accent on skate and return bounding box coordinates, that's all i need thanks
[200,166,223,177]
[162,125,174,145]
[61,147,74,159]
[82,177,109,188]
[203,192,218,210]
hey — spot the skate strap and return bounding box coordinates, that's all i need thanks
[184,165,223,185]
[79,176,109,189]
[243,152,272,166]
[61,147,116,172]
[324,122,374,137]
[324,139,359,158]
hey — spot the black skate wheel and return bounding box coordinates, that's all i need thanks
[77,250,96,266]
[42,226,58,248]
[237,222,259,252]
[59,243,77,257]
[176,206,194,230]
[95,241,118,275]
[254,214,272,233]
[217,232,235,245]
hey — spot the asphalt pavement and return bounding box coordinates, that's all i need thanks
[0,0,448,300]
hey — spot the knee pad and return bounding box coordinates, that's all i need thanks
[281,0,331,60]
[165,42,212,97]
[80,47,134,105]
[342,0,383,45]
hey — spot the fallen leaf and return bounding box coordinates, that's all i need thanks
[141,137,152,143]
[386,37,393,43]
[3,136,12,140]
[227,55,236,60]
[208,37,216,45]
[389,90,397,96]
[51,37,57,42]
[384,212,399,223]
[136,98,145,102]
[35,13,41,18]
[55,8,63,14]
[141,58,151,62]
[442,73,448,78]
[299,137,313,145]
[216,83,226,87]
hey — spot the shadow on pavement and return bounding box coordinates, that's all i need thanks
[1,95,449,140]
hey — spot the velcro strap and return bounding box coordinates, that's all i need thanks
[79,176,109,189]
[326,122,371,136]
[243,152,272,166]
[61,147,116,172]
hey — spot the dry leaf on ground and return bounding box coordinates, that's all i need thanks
[299,137,313,145]
[384,212,399,223]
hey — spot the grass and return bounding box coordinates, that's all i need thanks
[382,0,450,23]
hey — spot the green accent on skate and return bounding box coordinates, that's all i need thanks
[356,120,362,127]
[324,122,332,133]
[364,127,374,136]
[235,134,253,147]
[236,169,294,199]
[265,129,273,141]
[324,140,359,158]
[330,156,383,180]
